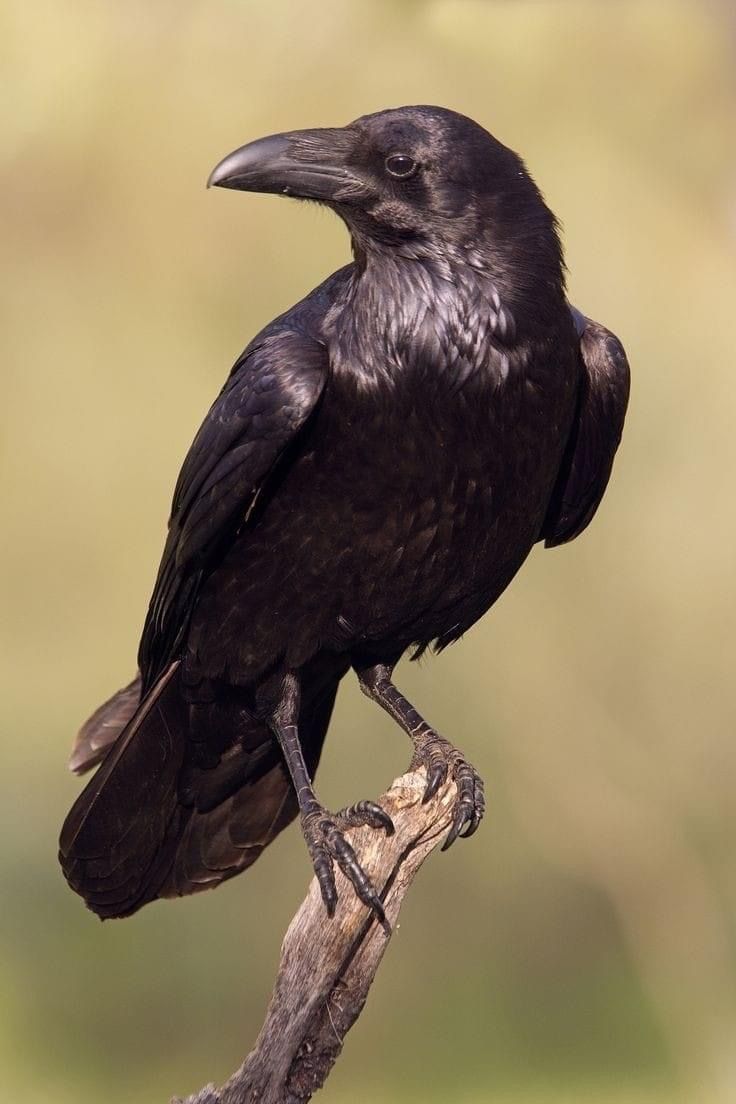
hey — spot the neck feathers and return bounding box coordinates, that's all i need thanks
[350,191,565,340]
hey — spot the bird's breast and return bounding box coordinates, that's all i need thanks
[187,320,578,677]
[297,333,575,644]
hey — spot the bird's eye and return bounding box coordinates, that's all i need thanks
[384,154,418,179]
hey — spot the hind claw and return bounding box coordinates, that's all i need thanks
[335,799,395,835]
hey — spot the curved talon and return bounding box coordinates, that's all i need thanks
[462,813,482,839]
[422,760,447,803]
[369,896,391,936]
[442,806,473,851]
[359,800,395,836]
[337,799,395,836]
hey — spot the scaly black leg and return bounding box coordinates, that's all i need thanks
[356,663,485,850]
[270,672,393,930]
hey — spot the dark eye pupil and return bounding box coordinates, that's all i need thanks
[385,154,417,179]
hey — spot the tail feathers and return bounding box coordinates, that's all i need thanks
[158,676,339,899]
[69,675,142,775]
[59,662,187,918]
[160,761,296,897]
[60,664,341,919]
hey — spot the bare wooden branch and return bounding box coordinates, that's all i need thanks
[172,768,458,1104]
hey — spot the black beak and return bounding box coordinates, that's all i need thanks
[207,127,364,204]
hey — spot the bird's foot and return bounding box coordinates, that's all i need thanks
[412,736,485,850]
[301,800,394,932]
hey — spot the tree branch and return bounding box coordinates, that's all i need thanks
[172,768,457,1104]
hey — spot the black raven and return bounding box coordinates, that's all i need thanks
[59,106,629,927]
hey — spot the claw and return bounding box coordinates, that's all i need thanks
[356,881,390,934]
[422,760,447,803]
[442,805,473,851]
[360,801,395,836]
[338,799,395,836]
[371,897,392,937]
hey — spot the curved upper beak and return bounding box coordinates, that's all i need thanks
[207,127,363,204]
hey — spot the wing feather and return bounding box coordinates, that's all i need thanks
[137,328,328,689]
[541,309,630,547]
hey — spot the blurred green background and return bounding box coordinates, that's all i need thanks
[2,1,735,1102]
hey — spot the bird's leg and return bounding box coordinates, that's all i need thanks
[270,672,393,930]
[356,663,485,850]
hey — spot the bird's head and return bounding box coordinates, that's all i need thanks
[208,105,562,287]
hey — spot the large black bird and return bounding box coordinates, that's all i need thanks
[60,106,629,927]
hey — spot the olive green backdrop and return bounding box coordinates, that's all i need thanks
[2,2,735,1102]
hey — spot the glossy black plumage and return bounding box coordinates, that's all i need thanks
[60,106,629,922]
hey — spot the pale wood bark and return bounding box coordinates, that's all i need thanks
[172,768,457,1104]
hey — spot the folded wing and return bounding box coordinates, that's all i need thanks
[138,327,329,690]
[541,308,630,547]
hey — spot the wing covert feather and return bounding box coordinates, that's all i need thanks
[138,328,328,689]
[542,310,630,547]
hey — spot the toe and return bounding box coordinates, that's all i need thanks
[327,826,389,932]
[313,848,338,916]
[463,775,486,837]
[442,760,485,850]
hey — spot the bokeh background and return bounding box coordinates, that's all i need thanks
[2,1,735,1102]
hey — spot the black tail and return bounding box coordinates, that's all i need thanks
[59,662,340,918]
[59,663,188,918]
